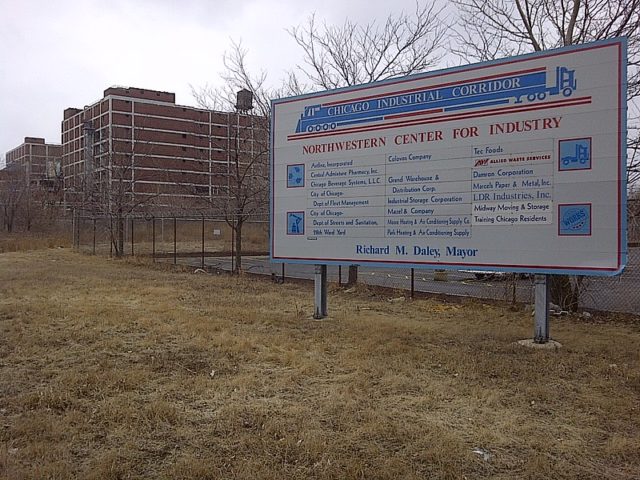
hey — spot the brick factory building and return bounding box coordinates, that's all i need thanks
[5,137,62,188]
[61,86,264,213]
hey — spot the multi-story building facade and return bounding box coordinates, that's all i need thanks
[61,87,263,213]
[5,137,62,187]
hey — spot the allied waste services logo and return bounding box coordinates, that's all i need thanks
[559,204,591,236]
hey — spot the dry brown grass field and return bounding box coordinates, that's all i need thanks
[1,250,639,479]
[0,233,70,254]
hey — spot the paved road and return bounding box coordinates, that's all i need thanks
[159,252,640,315]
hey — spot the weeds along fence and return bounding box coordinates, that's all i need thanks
[73,215,640,315]
[0,218,73,253]
[73,215,269,264]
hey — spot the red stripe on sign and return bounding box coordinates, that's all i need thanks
[383,107,443,120]
[270,256,620,271]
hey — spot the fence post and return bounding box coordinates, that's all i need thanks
[411,268,415,299]
[534,275,550,343]
[93,218,96,255]
[152,217,156,263]
[314,265,328,319]
[281,263,285,283]
[201,216,205,269]
[71,209,76,249]
[338,265,342,286]
[109,217,113,257]
[173,217,177,265]
[231,220,235,273]
[131,217,134,257]
[74,211,80,249]
[77,215,82,250]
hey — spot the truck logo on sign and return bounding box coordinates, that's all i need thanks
[291,66,577,137]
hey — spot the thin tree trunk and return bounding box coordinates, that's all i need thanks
[234,220,242,273]
[550,274,581,312]
[117,213,124,257]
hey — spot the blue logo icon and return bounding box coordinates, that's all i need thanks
[559,204,591,236]
[287,164,304,187]
[287,212,304,235]
[559,138,591,171]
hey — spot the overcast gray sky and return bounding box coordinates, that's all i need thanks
[0,0,442,166]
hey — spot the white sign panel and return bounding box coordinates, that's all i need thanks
[271,39,627,275]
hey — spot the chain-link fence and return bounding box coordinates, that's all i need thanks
[73,215,640,315]
[171,255,640,315]
[266,252,640,315]
[73,215,268,265]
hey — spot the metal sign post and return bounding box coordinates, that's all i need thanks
[314,264,328,319]
[534,275,550,343]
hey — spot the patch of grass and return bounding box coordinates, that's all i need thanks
[0,249,639,479]
[0,232,69,253]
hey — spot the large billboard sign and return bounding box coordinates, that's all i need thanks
[271,38,627,275]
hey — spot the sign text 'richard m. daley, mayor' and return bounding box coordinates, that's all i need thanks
[271,38,627,276]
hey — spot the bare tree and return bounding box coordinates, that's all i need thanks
[192,40,278,118]
[452,0,639,60]
[218,114,269,273]
[629,186,640,242]
[0,165,27,233]
[287,2,446,90]
[70,138,162,256]
[182,113,269,274]
[191,43,271,273]
[629,101,640,186]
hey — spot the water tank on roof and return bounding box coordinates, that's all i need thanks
[235,89,253,111]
